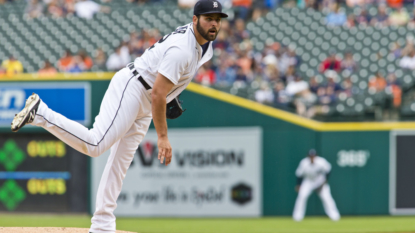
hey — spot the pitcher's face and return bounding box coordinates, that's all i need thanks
[196,14,222,41]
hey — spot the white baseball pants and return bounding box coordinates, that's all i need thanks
[293,180,340,221]
[31,67,152,233]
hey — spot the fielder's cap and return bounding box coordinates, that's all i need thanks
[194,0,228,18]
[308,149,317,156]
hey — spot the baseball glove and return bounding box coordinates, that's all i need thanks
[166,95,186,119]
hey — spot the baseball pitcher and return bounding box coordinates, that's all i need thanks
[293,149,340,221]
[11,1,228,232]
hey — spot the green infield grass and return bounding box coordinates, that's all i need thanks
[0,214,414,233]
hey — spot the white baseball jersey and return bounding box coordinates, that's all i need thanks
[134,23,213,103]
[295,156,331,183]
[30,22,216,233]
[293,156,339,221]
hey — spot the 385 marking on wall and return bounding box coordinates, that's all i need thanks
[337,150,370,167]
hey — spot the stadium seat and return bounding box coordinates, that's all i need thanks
[0,1,413,120]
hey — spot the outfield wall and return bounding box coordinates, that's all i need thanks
[1,74,414,216]
[176,87,391,216]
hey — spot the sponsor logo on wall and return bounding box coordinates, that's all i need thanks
[0,83,90,127]
[231,183,252,205]
[136,141,158,167]
[133,142,245,168]
[92,127,262,217]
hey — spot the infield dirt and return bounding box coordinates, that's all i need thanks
[0,227,136,233]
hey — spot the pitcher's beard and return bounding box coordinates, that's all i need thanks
[197,21,218,41]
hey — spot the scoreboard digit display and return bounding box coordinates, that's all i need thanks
[0,134,87,212]
[390,130,415,215]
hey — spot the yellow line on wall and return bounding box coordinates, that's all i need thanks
[186,83,324,130]
[3,73,415,131]
[186,82,415,131]
[0,73,115,81]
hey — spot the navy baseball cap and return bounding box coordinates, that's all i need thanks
[308,149,317,156]
[194,0,228,18]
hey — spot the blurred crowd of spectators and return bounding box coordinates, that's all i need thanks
[1,26,161,76]
[0,55,23,77]
[36,17,349,119]
[4,0,413,120]
[0,0,15,4]
[323,2,415,28]
[179,0,280,21]
[24,0,110,19]
[55,49,94,72]
[369,71,402,120]
[23,0,279,20]
[397,36,415,69]
[301,0,414,11]
[192,17,357,119]
[34,28,161,74]
[192,15,403,119]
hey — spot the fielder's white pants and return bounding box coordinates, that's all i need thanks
[31,68,152,233]
[292,180,340,221]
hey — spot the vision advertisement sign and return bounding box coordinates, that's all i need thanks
[0,82,90,127]
[91,127,262,217]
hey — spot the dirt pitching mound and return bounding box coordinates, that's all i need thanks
[0,227,136,233]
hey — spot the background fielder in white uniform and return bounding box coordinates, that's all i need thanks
[11,1,228,232]
[293,149,340,221]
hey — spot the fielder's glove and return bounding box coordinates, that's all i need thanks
[166,95,186,119]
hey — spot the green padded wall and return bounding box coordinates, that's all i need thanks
[0,79,391,216]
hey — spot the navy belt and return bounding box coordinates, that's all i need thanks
[128,63,151,90]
